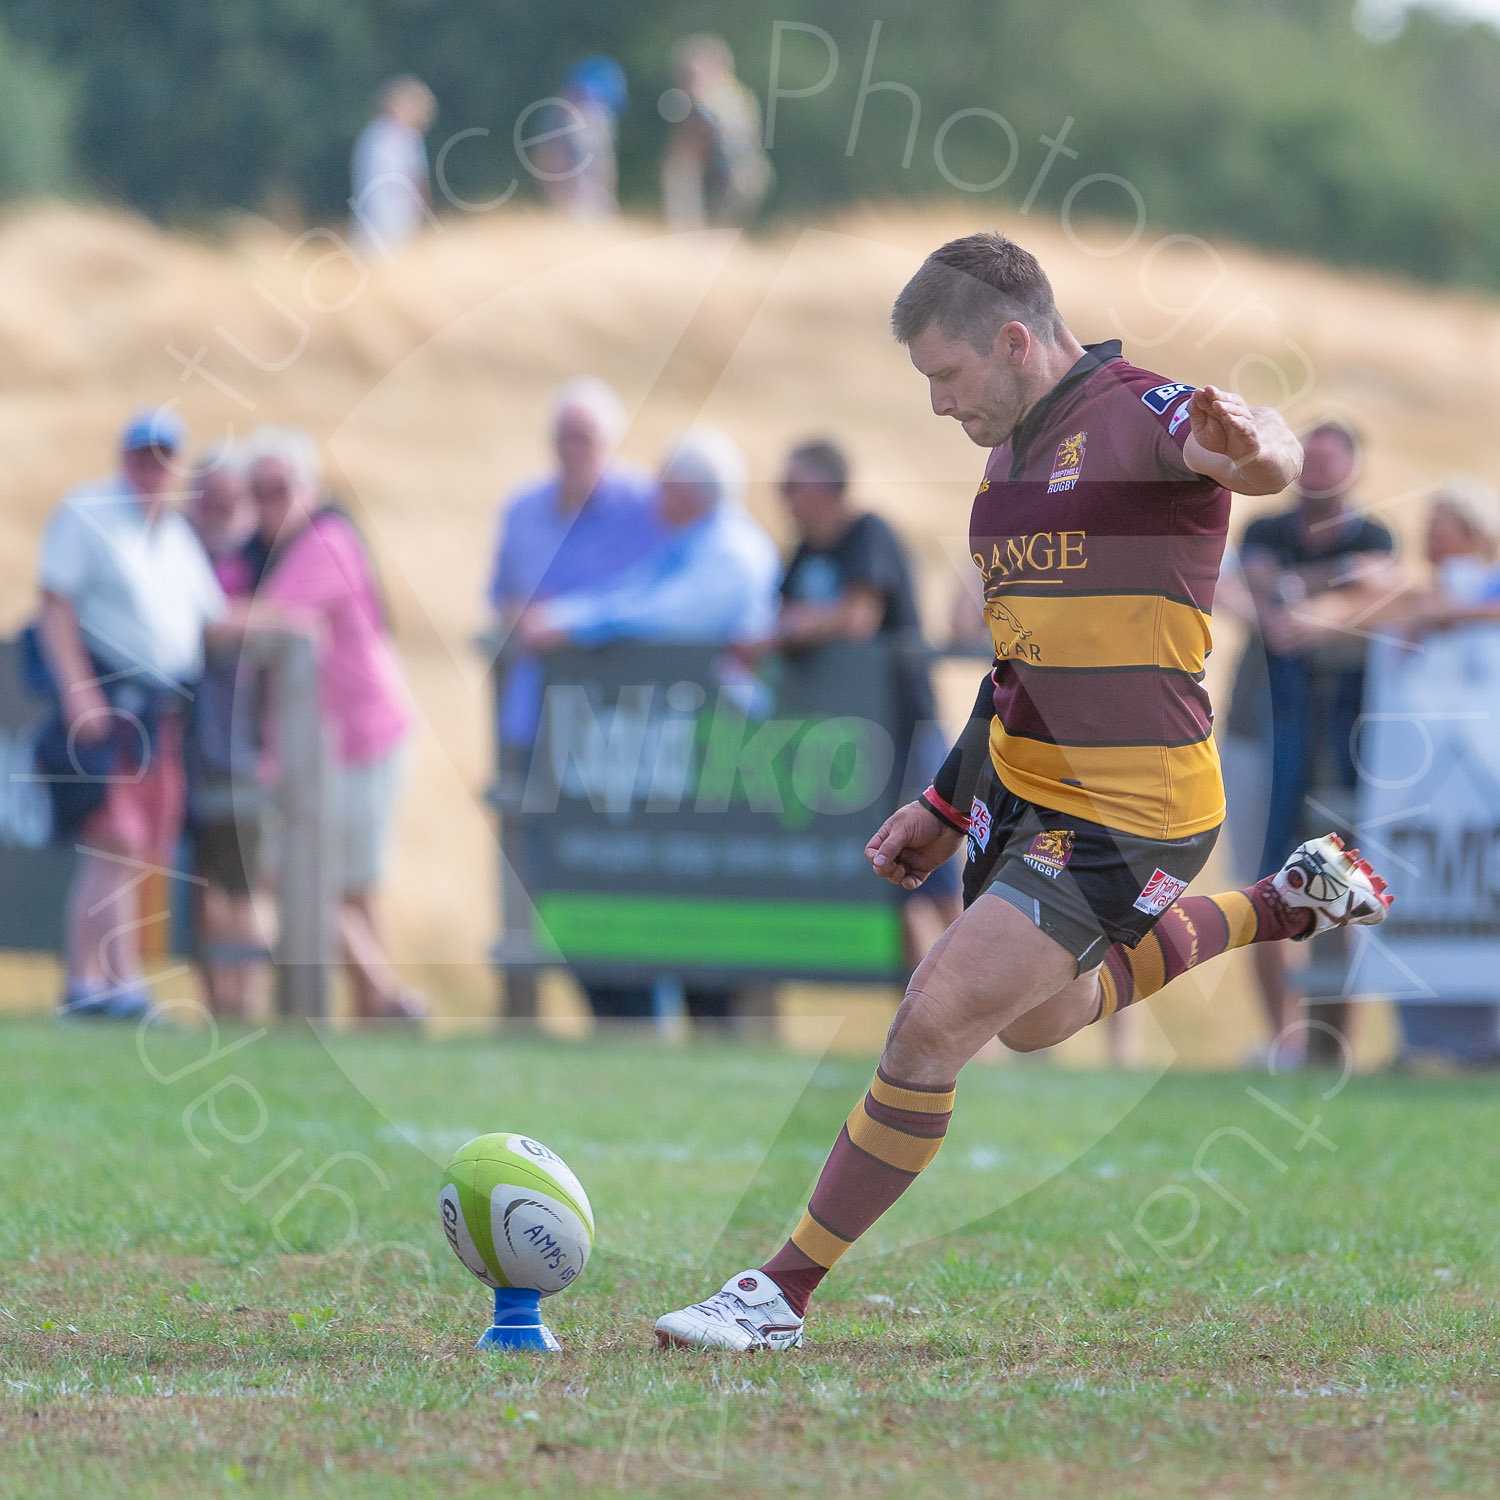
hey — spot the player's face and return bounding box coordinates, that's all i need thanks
[907,324,1027,448]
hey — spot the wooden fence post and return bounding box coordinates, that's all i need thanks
[273,632,333,1018]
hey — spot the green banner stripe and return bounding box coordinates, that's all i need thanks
[534,893,902,971]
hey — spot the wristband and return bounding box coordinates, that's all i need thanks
[920,786,971,833]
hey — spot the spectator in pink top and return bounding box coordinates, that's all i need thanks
[243,428,422,1021]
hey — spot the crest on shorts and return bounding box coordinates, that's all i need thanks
[1023,829,1074,879]
[1134,867,1189,916]
[968,796,993,856]
[1047,431,1087,494]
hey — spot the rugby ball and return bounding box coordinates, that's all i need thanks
[439,1133,594,1296]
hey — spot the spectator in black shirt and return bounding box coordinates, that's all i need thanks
[1234,420,1398,1064]
[775,438,961,966]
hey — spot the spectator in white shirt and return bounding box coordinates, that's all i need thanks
[351,75,437,257]
[35,408,227,1019]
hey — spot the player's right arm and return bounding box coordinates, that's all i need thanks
[866,665,993,888]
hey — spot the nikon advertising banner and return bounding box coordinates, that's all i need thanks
[1351,628,1500,1001]
[508,642,908,983]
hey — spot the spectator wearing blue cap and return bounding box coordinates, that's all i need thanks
[534,55,628,221]
[32,408,228,1018]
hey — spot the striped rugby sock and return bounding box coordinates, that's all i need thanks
[1094,876,1314,1020]
[760,1066,955,1317]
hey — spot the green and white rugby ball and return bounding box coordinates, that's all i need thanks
[439,1133,594,1296]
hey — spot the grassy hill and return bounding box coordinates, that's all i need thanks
[4,200,1498,1054]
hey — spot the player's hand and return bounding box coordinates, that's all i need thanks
[1185,385,1259,461]
[865,799,965,890]
[1182,387,1302,496]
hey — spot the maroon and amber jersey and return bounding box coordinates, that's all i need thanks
[971,340,1230,839]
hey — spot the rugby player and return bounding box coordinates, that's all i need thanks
[655,233,1390,1351]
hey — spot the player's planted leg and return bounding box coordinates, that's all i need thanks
[655,895,1074,1348]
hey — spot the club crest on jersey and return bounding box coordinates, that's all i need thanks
[1168,399,1192,436]
[1047,431,1087,494]
[1134,867,1189,916]
[1141,382,1194,414]
[968,797,992,856]
[1024,829,1074,879]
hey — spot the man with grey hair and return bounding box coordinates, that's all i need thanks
[487,379,662,751]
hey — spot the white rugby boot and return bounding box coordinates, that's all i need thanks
[1271,833,1392,938]
[654,1270,804,1351]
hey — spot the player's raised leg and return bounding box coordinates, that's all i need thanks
[999,832,1392,1052]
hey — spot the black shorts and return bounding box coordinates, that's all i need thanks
[961,761,1220,972]
[191,817,261,897]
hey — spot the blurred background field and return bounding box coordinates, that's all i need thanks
[3,197,1497,1060]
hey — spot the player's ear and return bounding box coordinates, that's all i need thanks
[994,320,1031,366]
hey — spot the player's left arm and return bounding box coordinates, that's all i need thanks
[1181,385,1303,496]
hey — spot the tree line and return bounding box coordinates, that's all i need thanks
[1,0,1497,291]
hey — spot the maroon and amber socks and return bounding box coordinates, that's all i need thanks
[760,1067,955,1316]
[1095,878,1314,1019]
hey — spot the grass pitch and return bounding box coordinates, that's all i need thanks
[2,1017,1497,1498]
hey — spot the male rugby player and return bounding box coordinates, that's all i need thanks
[655,233,1390,1351]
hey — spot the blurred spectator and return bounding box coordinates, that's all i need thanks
[487,379,661,758]
[485,378,659,1020]
[243,428,422,1021]
[661,34,772,228]
[1236,420,1398,1064]
[1289,478,1500,1068]
[774,437,961,968]
[351,75,436,256]
[33,408,227,1018]
[518,426,779,652]
[535,56,628,220]
[518,427,780,1023]
[1392,479,1500,1066]
[183,450,265,1021]
[1395,477,1500,631]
